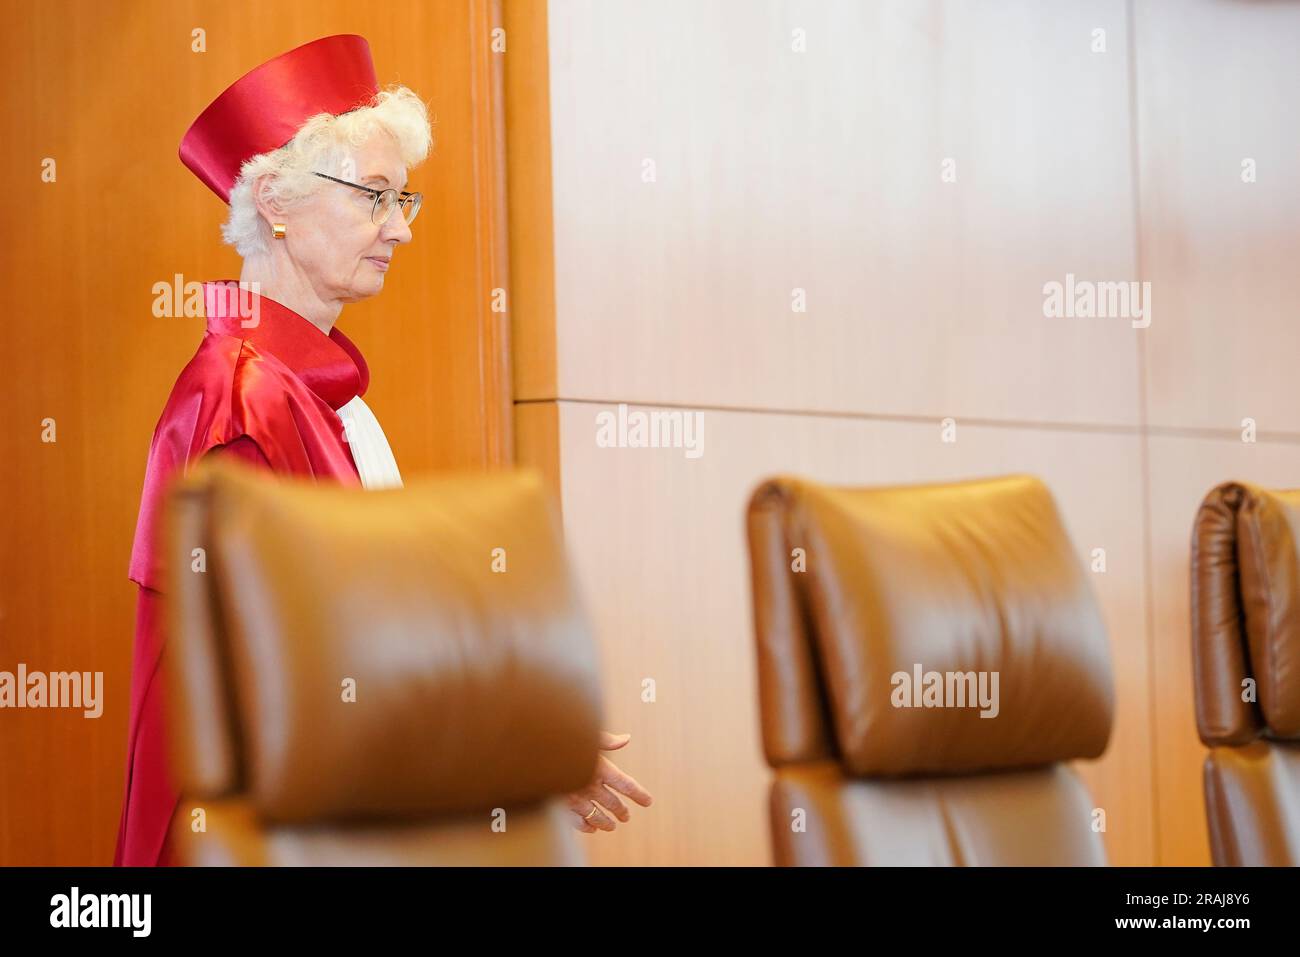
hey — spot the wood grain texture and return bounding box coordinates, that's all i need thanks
[549,401,1152,866]
[514,401,563,504]
[540,0,1141,426]
[0,0,512,865]
[1131,0,1300,863]
[1135,0,1300,434]
[513,0,1300,867]
[512,1,1157,866]
[504,0,559,402]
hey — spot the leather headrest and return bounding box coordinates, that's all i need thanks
[748,474,1114,777]
[1193,482,1300,744]
[163,460,602,824]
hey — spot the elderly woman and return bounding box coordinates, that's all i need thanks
[116,35,650,867]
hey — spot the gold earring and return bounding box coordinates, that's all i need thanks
[272,223,287,240]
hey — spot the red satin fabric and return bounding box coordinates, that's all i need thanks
[115,281,368,866]
[179,35,378,204]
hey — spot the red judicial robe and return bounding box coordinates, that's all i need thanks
[114,280,369,866]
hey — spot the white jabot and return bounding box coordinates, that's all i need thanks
[336,395,403,490]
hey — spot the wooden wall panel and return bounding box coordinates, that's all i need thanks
[0,0,511,865]
[1135,0,1300,433]
[511,0,1298,869]
[510,1,1159,866]
[530,401,1152,866]
[540,0,1140,426]
[504,0,558,402]
[1132,0,1300,863]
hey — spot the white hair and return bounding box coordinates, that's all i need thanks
[222,85,433,257]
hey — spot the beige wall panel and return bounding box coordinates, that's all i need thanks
[1135,0,1300,432]
[554,400,1151,865]
[544,0,1140,425]
[1145,434,1300,865]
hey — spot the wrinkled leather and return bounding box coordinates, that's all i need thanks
[747,474,1113,865]
[1235,488,1300,737]
[748,475,1113,776]
[746,488,837,765]
[1202,742,1300,867]
[170,796,585,867]
[1191,484,1264,745]
[162,459,602,864]
[769,761,1105,867]
[1192,481,1300,865]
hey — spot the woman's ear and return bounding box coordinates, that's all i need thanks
[250,173,287,230]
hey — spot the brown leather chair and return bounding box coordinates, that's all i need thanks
[1191,481,1300,866]
[746,474,1115,865]
[160,459,603,865]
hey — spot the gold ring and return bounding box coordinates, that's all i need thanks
[583,803,600,821]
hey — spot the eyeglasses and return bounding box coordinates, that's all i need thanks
[312,172,422,226]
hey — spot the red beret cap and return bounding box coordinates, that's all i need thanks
[179,34,379,204]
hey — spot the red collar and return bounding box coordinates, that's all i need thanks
[202,280,369,410]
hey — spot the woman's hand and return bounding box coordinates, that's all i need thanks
[565,731,653,833]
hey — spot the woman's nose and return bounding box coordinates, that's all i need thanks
[381,211,414,244]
